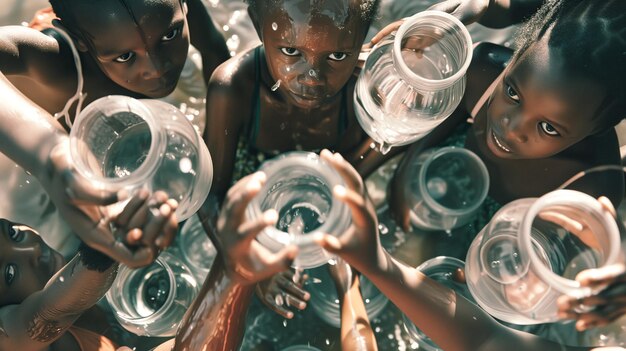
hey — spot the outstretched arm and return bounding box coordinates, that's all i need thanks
[174,172,297,351]
[315,149,595,351]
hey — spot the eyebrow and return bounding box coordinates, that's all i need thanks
[507,75,570,135]
[96,19,185,59]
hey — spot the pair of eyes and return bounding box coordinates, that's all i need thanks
[4,227,24,286]
[113,27,182,63]
[504,84,561,137]
[280,47,348,62]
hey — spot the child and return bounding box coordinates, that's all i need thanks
[0,0,228,125]
[204,0,390,201]
[0,190,178,351]
[315,149,625,350]
[389,0,625,233]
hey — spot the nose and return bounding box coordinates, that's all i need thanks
[502,113,528,143]
[140,52,166,79]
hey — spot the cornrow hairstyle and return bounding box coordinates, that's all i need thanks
[514,0,626,131]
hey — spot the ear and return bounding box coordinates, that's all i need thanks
[247,6,263,43]
[51,19,89,52]
[182,0,188,16]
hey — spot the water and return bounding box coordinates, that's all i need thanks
[138,269,170,315]
[277,203,324,237]
[103,122,151,179]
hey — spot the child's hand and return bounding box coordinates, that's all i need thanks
[314,150,383,274]
[255,269,309,319]
[557,263,626,331]
[42,138,174,267]
[364,0,489,49]
[214,172,298,285]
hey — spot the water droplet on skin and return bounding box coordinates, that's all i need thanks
[271,79,282,91]
[275,293,284,306]
[272,22,278,31]
[369,142,376,149]
[308,69,317,78]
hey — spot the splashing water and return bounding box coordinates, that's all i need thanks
[271,79,282,91]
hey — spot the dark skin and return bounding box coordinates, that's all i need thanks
[205,0,395,201]
[0,0,228,124]
[391,38,623,231]
[0,191,179,351]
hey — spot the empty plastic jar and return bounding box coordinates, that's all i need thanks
[465,190,621,324]
[307,263,389,328]
[69,95,213,221]
[105,251,199,336]
[404,147,489,231]
[247,152,351,269]
[402,257,472,351]
[355,10,472,154]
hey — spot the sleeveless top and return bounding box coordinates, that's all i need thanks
[231,46,349,184]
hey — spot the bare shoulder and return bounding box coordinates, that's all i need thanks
[209,46,257,91]
[0,25,69,78]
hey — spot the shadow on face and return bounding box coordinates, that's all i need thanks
[0,219,65,306]
[483,37,608,160]
[65,0,190,98]
[251,0,374,108]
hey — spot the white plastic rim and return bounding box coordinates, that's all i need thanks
[69,95,164,190]
[519,189,621,296]
[393,10,473,90]
[418,147,489,216]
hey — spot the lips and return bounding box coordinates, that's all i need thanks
[491,130,512,153]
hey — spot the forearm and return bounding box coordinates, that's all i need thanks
[186,0,230,84]
[0,72,66,180]
[173,257,254,351]
[354,249,500,351]
[2,251,117,350]
[338,276,378,351]
[478,0,543,28]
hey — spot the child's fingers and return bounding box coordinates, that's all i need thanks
[223,173,266,229]
[277,274,310,301]
[263,293,295,319]
[576,264,626,287]
[538,210,584,232]
[597,196,617,218]
[156,211,179,249]
[63,170,120,205]
[115,188,150,227]
[140,203,172,247]
[369,19,404,45]
[125,228,143,245]
[237,209,278,243]
[334,185,374,229]
[126,191,168,230]
[285,294,308,310]
[320,149,364,194]
[314,232,343,253]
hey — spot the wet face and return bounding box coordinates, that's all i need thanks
[72,0,189,98]
[483,38,608,159]
[0,219,65,306]
[255,0,369,108]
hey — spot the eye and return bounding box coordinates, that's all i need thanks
[8,226,24,242]
[5,264,16,286]
[328,52,348,61]
[539,121,560,136]
[505,83,520,102]
[280,47,300,56]
[161,28,181,42]
[114,52,135,63]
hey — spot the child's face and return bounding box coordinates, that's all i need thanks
[72,0,189,98]
[484,38,608,159]
[0,219,65,306]
[255,1,369,108]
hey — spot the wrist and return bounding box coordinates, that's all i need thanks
[37,132,69,184]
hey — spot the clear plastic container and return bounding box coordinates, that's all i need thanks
[355,10,473,153]
[105,251,199,336]
[281,346,323,351]
[247,152,351,269]
[177,214,217,282]
[465,190,621,324]
[69,95,213,221]
[402,257,471,351]
[307,264,389,328]
[405,147,489,231]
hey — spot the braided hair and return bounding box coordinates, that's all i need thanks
[514,0,626,131]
